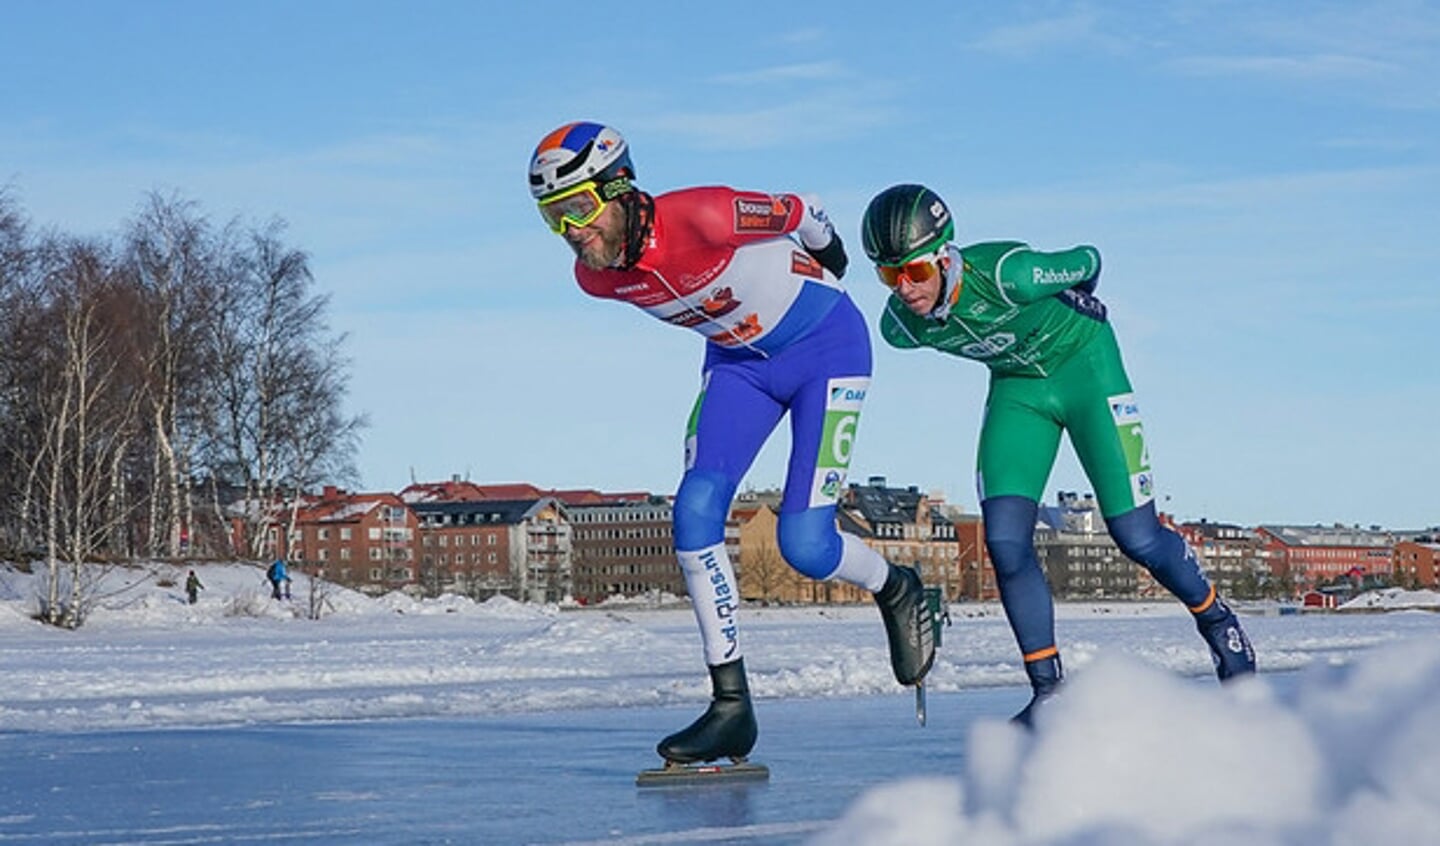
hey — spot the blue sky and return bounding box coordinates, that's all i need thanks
[3,1,1436,529]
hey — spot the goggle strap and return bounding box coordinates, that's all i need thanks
[598,176,632,200]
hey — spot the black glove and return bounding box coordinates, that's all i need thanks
[806,234,848,280]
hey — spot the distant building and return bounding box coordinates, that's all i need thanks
[1032,492,1138,599]
[1393,541,1440,589]
[566,494,678,603]
[839,477,963,601]
[280,475,1431,606]
[409,497,572,602]
[954,514,994,601]
[285,486,418,596]
[1256,525,1395,593]
[402,479,676,603]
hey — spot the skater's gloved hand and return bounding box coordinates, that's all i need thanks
[805,234,848,279]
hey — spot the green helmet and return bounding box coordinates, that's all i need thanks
[860,184,955,265]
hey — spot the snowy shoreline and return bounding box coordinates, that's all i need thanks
[5,562,1440,736]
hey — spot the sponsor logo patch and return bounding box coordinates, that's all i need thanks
[791,250,824,279]
[1109,393,1141,424]
[699,286,741,318]
[734,195,793,233]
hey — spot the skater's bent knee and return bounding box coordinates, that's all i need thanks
[985,538,1038,579]
[1106,503,1172,564]
[777,508,842,579]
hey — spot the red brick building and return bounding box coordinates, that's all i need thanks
[285,486,418,595]
[953,515,994,601]
[1256,525,1394,593]
[1393,541,1440,589]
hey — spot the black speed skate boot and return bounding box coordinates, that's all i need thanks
[1011,652,1063,728]
[873,564,936,686]
[657,658,758,764]
[1194,596,1256,680]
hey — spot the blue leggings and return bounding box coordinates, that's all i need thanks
[983,495,1213,656]
[673,295,871,580]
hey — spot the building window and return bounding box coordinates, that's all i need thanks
[340,527,352,540]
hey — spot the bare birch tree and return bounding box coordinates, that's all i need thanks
[29,241,145,626]
[205,220,363,559]
[0,192,365,617]
[122,193,227,559]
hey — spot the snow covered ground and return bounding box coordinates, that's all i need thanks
[3,562,1440,844]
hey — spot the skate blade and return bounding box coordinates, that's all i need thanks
[636,760,770,787]
[915,680,927,727]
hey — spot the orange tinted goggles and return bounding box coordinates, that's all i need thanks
[874,251,944,289]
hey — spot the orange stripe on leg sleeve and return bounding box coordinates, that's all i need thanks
[1023,646,1059,663]
[1188,584,1217,615]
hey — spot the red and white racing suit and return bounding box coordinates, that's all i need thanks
[570,186,891,666]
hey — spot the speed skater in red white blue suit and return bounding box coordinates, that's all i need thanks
[530,122,934,766]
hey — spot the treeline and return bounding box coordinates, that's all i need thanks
[0,189,364,623]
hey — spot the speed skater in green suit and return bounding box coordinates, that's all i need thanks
[859,183,1256,726]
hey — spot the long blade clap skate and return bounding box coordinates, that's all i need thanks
[641,658,768,786]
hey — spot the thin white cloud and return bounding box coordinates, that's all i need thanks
[1169,52,1396,81]
[708,61,846,86]
[1321,134,1422,153]
[776,27,826,46]
[637,88,895,151]
[967,9,1119,57]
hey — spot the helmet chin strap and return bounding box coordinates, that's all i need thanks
[617,191,655,268]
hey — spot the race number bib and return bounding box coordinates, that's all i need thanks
[809,377,869,507]
[1109,392,1155,507]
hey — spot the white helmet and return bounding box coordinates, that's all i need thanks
[528,122,635,200]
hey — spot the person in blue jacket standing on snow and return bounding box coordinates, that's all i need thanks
[267,559,291,600]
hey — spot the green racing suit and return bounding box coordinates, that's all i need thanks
[878,240,1153,517]
[876,238,1254,706]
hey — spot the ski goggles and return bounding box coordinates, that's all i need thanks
[536,177,631,234]
[874,248,945,289]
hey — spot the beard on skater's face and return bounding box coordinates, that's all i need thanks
[564,201,627,269]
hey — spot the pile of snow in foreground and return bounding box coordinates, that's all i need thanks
[814,638,1440,846]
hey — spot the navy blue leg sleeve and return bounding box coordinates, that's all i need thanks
[673,469,737,551]
[981,495,1056,657]
[1105,502,1212,608]
[776,506,843,580]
